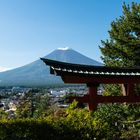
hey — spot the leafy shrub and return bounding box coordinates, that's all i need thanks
[0,103,140,140]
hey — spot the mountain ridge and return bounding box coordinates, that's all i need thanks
[0,48,103,87]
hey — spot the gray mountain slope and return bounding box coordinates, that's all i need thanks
[0,48,103,87]
[46,48,102,65]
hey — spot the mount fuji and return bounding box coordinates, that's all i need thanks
[0,48,103,87]
[0,66,11,72]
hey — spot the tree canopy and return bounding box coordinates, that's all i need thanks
[100,2,140,67]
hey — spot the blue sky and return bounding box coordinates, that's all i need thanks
[0,0,139,69]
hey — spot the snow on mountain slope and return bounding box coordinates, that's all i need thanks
[0,66,11,72]
[0,48,103,87]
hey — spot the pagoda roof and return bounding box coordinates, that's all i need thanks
[41,58,140,84]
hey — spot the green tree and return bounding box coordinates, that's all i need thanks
[16,91,51,118]
[34,94,51,118]
[98,3,140,138]
[100,2,140,67]
[0,109,8,119]
[16,99,33,118]
[100,2,140,95]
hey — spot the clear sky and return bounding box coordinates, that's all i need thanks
[0,0,139,70]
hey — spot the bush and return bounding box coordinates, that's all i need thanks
[0,115,95,140]
[0,104,140,140]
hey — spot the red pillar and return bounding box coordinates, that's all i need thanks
[127,84,135,97]
[87,83,99,111]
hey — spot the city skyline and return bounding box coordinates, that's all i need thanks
[0,0,139,71]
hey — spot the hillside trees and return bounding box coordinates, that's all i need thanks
[16,90,51,118]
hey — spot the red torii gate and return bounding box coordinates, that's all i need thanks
[41,58,140,111]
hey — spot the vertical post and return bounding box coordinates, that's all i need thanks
[87,83,99,111]
[127,84,135,97]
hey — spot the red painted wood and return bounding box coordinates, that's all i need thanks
[62,75,140,84]
[127,84,135,96]
[68,83,139,111]
[97,96,140,103]
[88,85,98,111]
[68,95,140,104]
[42,58,140,111]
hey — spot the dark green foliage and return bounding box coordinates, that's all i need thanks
[16,92,51,119]
[98,2,140,138]
[0,110,8,119]
[100,2,140,67]
[0,110,95,140]
[16,100,33,118]
[0,102,140,140]
[33,94,52,118]
[1,87,139,139]
[100,2,140,94]
[0,119,55,140]
[103,84,122,96]
[92,104,127,139]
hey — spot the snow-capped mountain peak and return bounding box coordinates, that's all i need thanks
[46,48,103,66]
[0,66,10,72]
[57,47,72,51]
[0,48,103,86]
